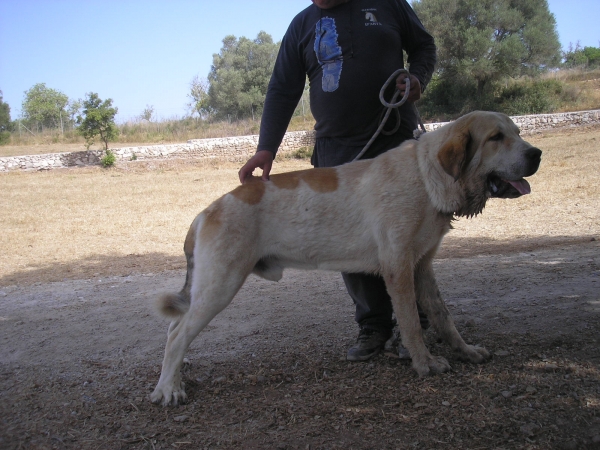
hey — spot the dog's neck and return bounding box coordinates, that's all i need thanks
[416,137,466,215]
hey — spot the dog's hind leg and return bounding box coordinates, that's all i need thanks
[167,317,181,338]
[383,263,451,377]
[414,252,490,364]
[151,267,250,406]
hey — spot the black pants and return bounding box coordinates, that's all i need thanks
[312,131,409,333]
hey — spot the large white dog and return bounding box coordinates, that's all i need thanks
[151,111,542,406]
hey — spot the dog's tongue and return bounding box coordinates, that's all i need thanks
[506,178,531,195]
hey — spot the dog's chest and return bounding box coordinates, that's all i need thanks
[410,212,453,259]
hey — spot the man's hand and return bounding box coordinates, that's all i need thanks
[238,150,274,183]
[396,74,422,103]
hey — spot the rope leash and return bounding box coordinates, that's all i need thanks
[352,68,427,162]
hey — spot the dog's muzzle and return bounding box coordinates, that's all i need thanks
[488,147,542,199]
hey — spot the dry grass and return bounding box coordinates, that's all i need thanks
[0,157,310,286]
[1,125,599,287]
[449,124,600,241]
[539,67,600,112]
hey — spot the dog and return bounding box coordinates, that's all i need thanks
[150,111,542,406]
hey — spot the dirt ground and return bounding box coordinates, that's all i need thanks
[1,127,599,449]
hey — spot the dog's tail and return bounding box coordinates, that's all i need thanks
[156,216,198,318]
[157,291,190,317]
[156,264,193,317]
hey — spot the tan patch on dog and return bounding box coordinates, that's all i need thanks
[183,217,198,256]
[271,172,301,190]
[301,168,338,193]
[200,203,222,241]
[438,136,468,180]
[271,168,339,193]
[437,115,480,180]
[230,178,266,205]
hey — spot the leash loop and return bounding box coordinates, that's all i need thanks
[353,68,426,161]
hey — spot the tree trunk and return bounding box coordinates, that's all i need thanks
[477,79,487,100]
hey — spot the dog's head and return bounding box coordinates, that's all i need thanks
[433,111,541,216]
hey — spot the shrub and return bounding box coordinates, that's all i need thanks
[0,131,10,145]
[496,79,564,115]
[418,74,480,120]
[101,149,116,167]
[583,46,600,67]
[290,146,312,160]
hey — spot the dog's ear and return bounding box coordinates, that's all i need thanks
[437,130,471,181]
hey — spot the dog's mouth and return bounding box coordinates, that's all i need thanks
[487,174,531,198]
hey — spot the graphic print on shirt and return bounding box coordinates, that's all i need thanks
[314,17,342,92]
[363,8,382,26]
[365,12,377,22]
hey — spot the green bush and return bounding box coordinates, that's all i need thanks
[496,79,564,115]
[418,74,481,120]
[564,46,600,69]
[100,149,116,167]
[290,146,312,160]
[583,46,600,67]
[418,71,585,120]
[0,131,10,145]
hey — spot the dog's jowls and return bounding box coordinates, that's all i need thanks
[150,111,542,406]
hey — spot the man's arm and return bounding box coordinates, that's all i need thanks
[240,18,307,183]
[396,0,437,93]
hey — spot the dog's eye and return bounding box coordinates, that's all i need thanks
[489,132,504,142]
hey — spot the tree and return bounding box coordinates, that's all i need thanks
[207,31,280,120]
[77,93,119,151]
[583,46,600,67]
[0,91,11,145]
[140,105,154,122]
[187,75,212,119]
[413,0,562,113]
[563,43,600,68]
[67,99,82,127]
[21,83,69,130]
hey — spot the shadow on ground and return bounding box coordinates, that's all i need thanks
[1,234,596,288]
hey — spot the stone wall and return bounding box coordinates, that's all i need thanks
[2,110,599,172]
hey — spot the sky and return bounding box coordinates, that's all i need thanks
[1,0,598,123]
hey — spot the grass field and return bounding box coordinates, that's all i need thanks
[0,157,310,285]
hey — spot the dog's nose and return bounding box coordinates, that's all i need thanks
[525,147,542,175]
[527,147,542,161]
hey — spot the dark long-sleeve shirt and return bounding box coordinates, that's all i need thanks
[257,0,436,155]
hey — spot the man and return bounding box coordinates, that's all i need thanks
[239,0,436,361]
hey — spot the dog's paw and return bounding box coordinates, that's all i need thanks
[412,354,451,377]
[456,344,490,364]
[150,382,187,406]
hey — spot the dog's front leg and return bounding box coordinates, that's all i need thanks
[383,266,451,377]
[414,254,490,364]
